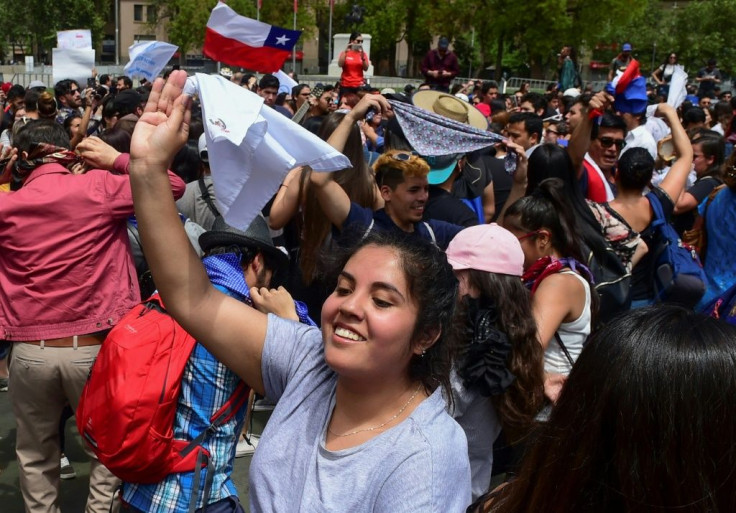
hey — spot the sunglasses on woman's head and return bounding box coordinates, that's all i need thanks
[390,152,417,162]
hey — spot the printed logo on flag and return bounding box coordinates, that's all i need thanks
[208,117,230,134]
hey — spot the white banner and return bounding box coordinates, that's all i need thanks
[124,41,178,81]
[57,30,92,50]
[52,48,95,85]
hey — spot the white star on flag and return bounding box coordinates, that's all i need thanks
[275,34,289,45]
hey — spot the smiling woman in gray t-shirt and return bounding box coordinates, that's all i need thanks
[128,76,471,512]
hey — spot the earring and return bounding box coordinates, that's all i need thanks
[421,349,426,358]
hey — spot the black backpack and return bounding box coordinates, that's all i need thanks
[581,235,632,325]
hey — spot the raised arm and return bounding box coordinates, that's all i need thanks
[310,94,391,230]
[566,91,613,177]
[128,71,267,394]
[657,103,693,203]
[268,166,305,230]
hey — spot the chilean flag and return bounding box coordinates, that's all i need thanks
[605,59,648,114]
[204,2,301,73]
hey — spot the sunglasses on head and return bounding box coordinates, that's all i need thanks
[598,137,625,149]
[390,151,417,162]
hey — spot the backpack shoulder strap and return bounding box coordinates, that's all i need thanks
[359,219,375,242]
[422,222,437,246]
[198,177,221,217]
[646,191,666,227]
[554,332,575,367]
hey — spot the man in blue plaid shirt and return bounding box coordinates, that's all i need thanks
[121,215,313,513]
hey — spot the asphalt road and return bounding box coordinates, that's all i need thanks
[0,390,256,512]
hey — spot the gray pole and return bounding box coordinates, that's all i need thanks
[651,42,657,74]
[115,0,120,66]
[292,8,297,72]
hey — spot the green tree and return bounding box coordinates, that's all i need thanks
[0,0,108,63]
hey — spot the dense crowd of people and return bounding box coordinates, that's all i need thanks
[1,37,736,513]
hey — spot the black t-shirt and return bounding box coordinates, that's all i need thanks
[672,176,722,236]
[302,115,325,135]
[425,186,478,228]
[631,187,674,301]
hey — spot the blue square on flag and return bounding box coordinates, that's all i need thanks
[265,26,301,51]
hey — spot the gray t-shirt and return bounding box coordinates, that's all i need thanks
[450,370,502,501]
[249,314,472,512]
[176,176,218,231]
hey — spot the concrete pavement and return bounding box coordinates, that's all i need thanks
[0,390,255,512]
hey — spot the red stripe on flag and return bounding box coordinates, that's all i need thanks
[203,27,291,73]
[615,59,641,95]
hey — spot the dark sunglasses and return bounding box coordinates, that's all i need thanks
[598,137,625,150]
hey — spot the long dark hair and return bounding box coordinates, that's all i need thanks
[490,305,736,513]
[326,231,459,398]
[525,143,613,265]
[298,111,376,283]
[508,177,585,263]
[506,178,600,324]
[463,269,544,438]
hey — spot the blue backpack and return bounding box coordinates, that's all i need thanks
[646,191,706,308]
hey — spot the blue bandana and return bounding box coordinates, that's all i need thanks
[203,253,315,326]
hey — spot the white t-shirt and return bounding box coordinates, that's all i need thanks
[621,124,658,161]
[249,314,472,512]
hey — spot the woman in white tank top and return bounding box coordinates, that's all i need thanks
[503,178,597,404]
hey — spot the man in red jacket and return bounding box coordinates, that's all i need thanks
[0,120,185,512]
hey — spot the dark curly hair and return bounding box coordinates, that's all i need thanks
[324,230,459,398]
[463,270,544,440]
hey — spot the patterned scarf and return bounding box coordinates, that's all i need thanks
[388,99,518,174]
[202,253,315,326]
[15,142,80,177]
[522,256,594,295]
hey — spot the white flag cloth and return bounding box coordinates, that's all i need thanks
[124,41,178,81]
[274,69,298,95]
[186,73,350,230]
[667,65,688,109]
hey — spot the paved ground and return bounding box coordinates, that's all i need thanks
[0,390,256,512]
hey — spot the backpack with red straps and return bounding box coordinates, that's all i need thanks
[76,294,248,485]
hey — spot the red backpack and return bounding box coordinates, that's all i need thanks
[76,294,248,485]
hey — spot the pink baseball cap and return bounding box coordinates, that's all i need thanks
[446,223,524,277]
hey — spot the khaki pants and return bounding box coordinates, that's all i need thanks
[10,343,120,513]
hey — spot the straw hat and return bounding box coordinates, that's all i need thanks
[412,90,488,130]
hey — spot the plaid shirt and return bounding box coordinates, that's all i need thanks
[122,281,247,512]
[121,253,313,512]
